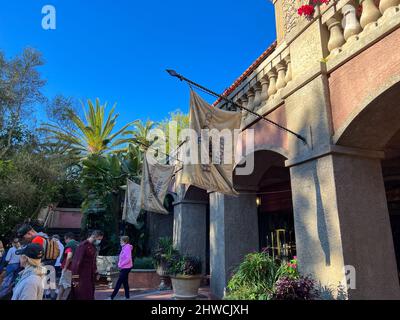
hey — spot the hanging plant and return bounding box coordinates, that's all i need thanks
[297,0,332,18]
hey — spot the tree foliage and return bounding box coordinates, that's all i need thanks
[42,99,133,157]
[0,48,46,159]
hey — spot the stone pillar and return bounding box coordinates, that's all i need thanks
[209,192,259,298]
[147,212,174,253]
[173,199,208,273]
[288,149,400,300]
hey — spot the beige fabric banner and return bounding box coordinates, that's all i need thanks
[122,179,142,225]
[179,90,241,195]
[140,153,175,214]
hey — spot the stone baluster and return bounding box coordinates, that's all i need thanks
[239,94,248,119]
[267,69,277,97]
[326,14,346,54]
[360,0,382,30]
[342,1,362,42]
[252,83,262,111]
[275,62,287,91]
[260,77,269,105]
[379,0,400,18]
[284,56,292,83]
[246,89,256,112]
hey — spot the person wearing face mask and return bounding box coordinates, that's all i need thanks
[11,243,46,300]
[109,236,133,300]
[70,230,104,300]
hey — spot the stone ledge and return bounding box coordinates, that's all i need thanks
[173,200,208,206]
[285,144,385,168]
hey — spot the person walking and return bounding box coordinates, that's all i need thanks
[4,239,22,279]
[11,243,46,300]
[17,225,60,266]
[0,239,22,299]
[0,240,6,273]
[70,230,104,300]
[57,233,79,300]
[110,236,133,300]
[52,235,65,278]
[17,225,60,299]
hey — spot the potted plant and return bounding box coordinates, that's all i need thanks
[168,255,203,300]
[152,237,178,290]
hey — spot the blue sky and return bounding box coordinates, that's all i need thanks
[0,0,276,126]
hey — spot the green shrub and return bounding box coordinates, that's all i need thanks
[152,237,179,267]
[167,255,202,276]
[225,252,280,300]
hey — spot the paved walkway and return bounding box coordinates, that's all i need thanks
[95,285,217,300]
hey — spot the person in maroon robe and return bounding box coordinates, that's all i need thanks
[70,230,104,300]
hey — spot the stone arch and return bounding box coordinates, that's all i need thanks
[334,78,400,151]
[234,147,289,191]
[331,76,400,298]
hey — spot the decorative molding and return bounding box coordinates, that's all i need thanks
[283,0,307,34]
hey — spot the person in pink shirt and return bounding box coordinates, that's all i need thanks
[110,236,133,300]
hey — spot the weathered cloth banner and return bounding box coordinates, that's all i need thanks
[140,153,175,214]
[179,90,241,195]
[122,179,142,225]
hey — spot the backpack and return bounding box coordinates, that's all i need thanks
[42,237,60,261]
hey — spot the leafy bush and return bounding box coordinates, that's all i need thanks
[152,237,179,267]
[133,257,154,270]
[225,253,319,300]
[276,256,300,280]
[273,276,316,300]
[225,252,280,300]
[167,255,202,276]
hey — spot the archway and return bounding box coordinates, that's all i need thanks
[334,80,400,295]
[234,149,295,262]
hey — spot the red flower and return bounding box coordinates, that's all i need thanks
[298,0,331,17]
[298,5,315,17]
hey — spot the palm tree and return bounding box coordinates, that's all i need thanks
[42,99,133,157]
[115,119,156,152]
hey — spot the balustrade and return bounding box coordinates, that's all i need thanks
[324,0,399,55]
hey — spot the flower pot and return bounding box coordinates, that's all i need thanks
[97,256,119,274]
[156,263,171,291]
[170,275,203,300]
[97,256,119,288]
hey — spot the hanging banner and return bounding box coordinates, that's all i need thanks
[140,153,175,214]
[179,90,241,195]
[122,179,142,225]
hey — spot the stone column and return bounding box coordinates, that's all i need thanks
[288,149,400,300]
[173,199,208,273]
[209,192,259,298]
[147,212,174,253]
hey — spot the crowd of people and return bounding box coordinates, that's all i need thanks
[0,225,134,301]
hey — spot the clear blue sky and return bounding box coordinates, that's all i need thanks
[0,0,276,126]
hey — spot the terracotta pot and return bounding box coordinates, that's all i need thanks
[170,275,203,300]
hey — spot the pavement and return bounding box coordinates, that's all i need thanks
[95,284,217,300]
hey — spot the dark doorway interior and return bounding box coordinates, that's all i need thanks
[386,176,400,275]
[257,183,296,262]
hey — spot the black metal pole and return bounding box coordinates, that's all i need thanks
[131,138,183,163]
[166,69,307,144]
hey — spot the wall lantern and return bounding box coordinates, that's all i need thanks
[256,196,262,207]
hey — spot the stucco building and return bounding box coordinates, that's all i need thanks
[172,0,400,299]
